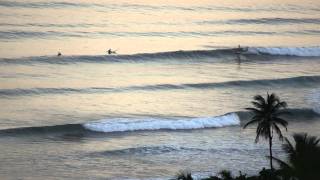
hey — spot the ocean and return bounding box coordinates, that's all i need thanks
[0,0,320,179]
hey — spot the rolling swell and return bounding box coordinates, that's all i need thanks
[0,49,227,65]
[0,1,96,8]
[99,146,186,156]
[1,47,319,65]
[1,30,319,40]
[0,2,317,14]
[0,87,113,96]
[0,76,319,97]
[95,145,282,157]
[207,18,320,25]
[306,89,320,115]
[183,75,320,89]
[0,124,88,136]
[237,108,320,122]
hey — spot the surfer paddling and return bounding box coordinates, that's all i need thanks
[107,49,117,55]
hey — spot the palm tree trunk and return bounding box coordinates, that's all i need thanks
[269,132,273,170]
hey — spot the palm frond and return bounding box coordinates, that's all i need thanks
[268,93,277,105]
[243,118,260,129]
[271,101,287,112]
[245,107,263,115]
[277,133,320,180]
[251,101,264,109]
[272,124,284,140]
[255,123,270,142]
[283,137,295,156]
[269,156,291,170]
[304,134,320,146]
[273,110,291,117]
[254,95,266,106]
[272,117,288,130]
[175,170,193,180]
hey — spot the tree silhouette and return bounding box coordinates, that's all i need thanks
[244,93,288,170]
[175,170,193,180]
[273,133,320,180]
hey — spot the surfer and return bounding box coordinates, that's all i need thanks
[236,45,248,54]
[235,45,248,64]
[107,49,116,55]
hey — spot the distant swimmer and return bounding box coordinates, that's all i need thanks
[57,52,62,56]
[107,49,117,55]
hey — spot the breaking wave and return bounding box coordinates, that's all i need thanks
[247,47,320,57]
[0,113,239,136]
[0,109,318,136]
[83,113,240,133]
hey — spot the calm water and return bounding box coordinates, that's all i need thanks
[0,0,320,179]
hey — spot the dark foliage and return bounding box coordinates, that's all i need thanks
[175,170,193,180]
[273,133,320,180]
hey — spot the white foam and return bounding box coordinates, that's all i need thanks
[307,89,320,115]
[247,47,320,57]
[83,113,240,133]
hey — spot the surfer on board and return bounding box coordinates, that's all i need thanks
[235,45,248,54]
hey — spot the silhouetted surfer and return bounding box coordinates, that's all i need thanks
[235,45,248,64]
[235,45,248,54]
[107,49,116,55]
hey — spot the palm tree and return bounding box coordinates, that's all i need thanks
[243,93,288,170]
[273,133,320,180]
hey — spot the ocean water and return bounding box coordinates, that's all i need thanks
[1,0,320,179]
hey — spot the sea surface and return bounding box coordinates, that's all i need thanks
[0,0,320,179]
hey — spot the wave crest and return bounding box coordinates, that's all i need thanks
[247,47,320,57]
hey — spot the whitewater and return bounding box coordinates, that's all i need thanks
[1,0,320,179]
